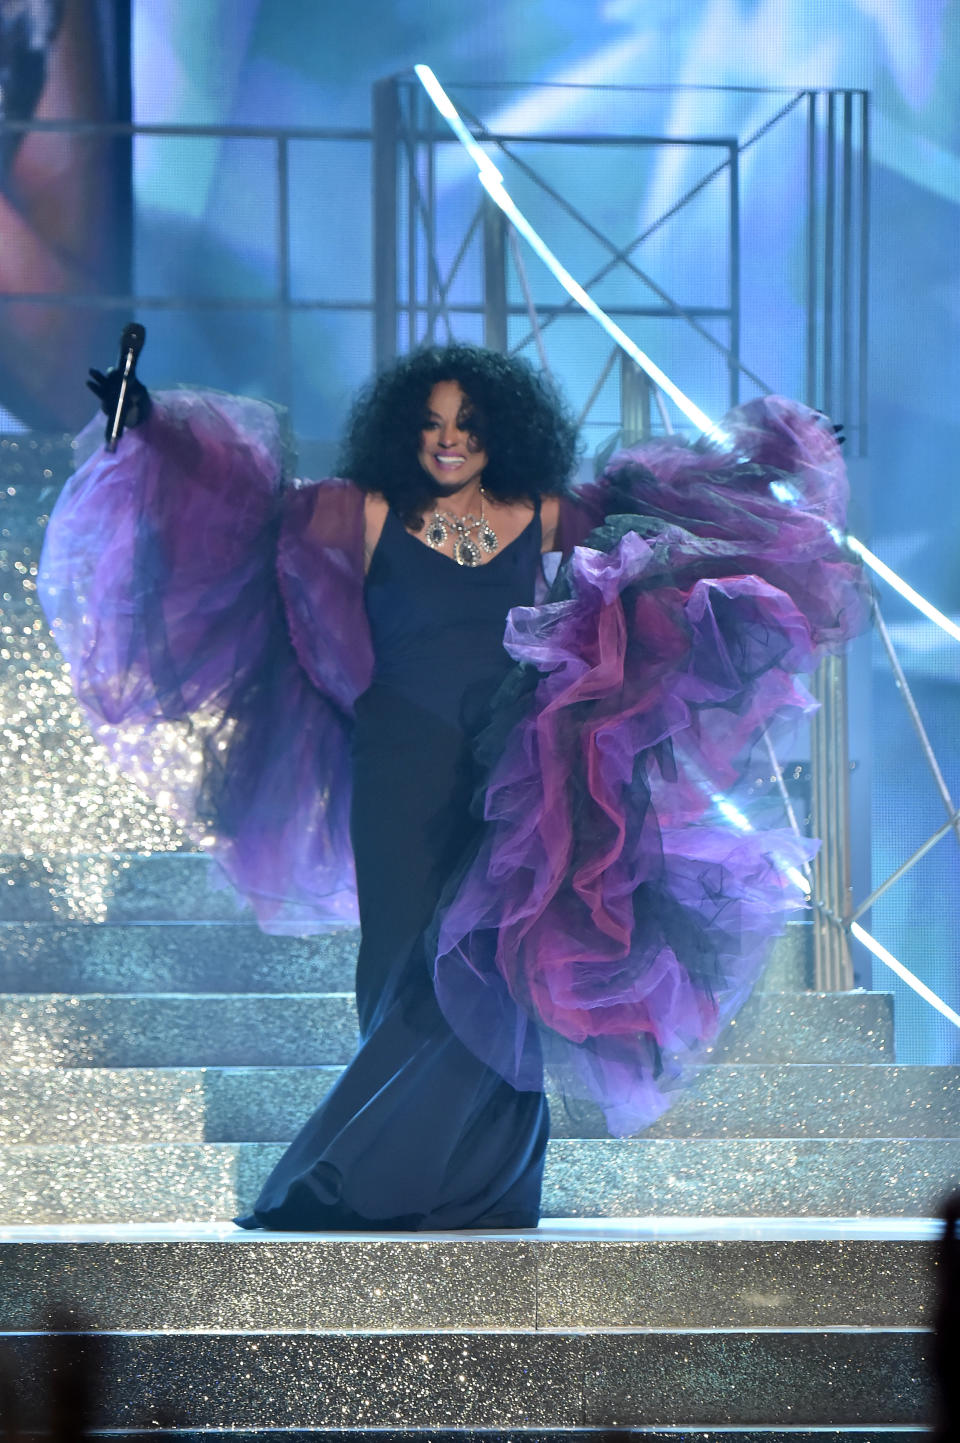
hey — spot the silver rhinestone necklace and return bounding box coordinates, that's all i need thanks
[425,488,499,567]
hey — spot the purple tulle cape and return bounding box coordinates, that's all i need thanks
[39,389,868,1134]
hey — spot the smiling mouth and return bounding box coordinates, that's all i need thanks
[433,454,467,468]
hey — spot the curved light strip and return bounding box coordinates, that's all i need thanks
[478,171,725,441]
[415,65,960,649]
[845,536,960,645]
[850,921,960,1028]
[787,867,960,1030]
[414,65,722,442]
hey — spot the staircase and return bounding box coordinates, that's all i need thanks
[0,849,953,1439]
[0,447,952,1438]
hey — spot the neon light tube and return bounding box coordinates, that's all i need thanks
[479,171,724,440]
[845,536,960,645]
[414,65,503,185]
[851,921,960,1028]
[789,869,959,1028]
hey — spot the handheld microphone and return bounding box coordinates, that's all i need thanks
[105,322,147,453]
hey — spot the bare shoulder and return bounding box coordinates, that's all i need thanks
[363,492,390,572]
[540,495,561,552]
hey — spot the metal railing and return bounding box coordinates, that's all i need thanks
[0,115,373,419]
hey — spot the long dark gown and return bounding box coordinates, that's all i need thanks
[39,390,869,1170]
[237,502,550,1230]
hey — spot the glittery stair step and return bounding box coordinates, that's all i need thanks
[0,920,359,993]
[0,990,894,1069]
[5,1062,958,1144]
[0,993,358,1067]
[758,921,809,990]
[0,896,808,994]
[0,1226,935,1331]
[2,1137,956,1222]
[0,853,252,924]
[15,1432,927,1443]
[0,1326,931,1430]
[0,852,807,992]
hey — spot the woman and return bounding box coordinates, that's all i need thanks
[39,342,867,1230]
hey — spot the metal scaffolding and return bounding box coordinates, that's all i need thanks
[372,74,869,455]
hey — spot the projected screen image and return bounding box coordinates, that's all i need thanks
[0,0,130,430]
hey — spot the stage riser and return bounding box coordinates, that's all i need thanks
[0,921,358,993]
[0,1330,932,1429]
[0,1238,934,1331]
[0,854,813,971]
[0,920,808,994]
[10,1431,932,1443]
[0,854,256,924]
[4,1063,958,1144]
[0,991,893,1069]
[2,1139,956,1223]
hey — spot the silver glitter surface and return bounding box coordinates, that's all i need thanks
[6,1432,923,1443]
[0,990,893,1071]
[0,993,358,1067]
[0,1328,931,1428]
[0,1238,539,1331]
[0,458,190,874]
[0,1331,584,1429]
[0,1234,932,1331]
[0,1140,282,1224]
[0,921,358,992]
[638,1063,960,1139]
[6,1062,958,1146]
[581,1329,931,1427]
[0,1062,342,1137]
[541,1137,960,1219]
[0,1065,340,1144]
[2,1066,212,1144]
[0,852,247,923]
[759,922,810,992]
[708,990,893,1063]
[534,1237,935,1328]
[2,1136,958,1223]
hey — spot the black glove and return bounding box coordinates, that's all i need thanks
[813,410,845,447]
[86,367,152,428]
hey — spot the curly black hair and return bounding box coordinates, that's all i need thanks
[337,343,580,528]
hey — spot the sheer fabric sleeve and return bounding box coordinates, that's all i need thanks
[431,397,870,1135]
[38,390,366,932]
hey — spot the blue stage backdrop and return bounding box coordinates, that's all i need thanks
[2,0,957,1063]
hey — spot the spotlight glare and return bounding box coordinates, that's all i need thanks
[711,792,752,833]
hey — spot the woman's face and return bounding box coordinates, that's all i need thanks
[418,380,488,491]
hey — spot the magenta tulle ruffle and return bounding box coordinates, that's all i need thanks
[431,400,869,1135]
[40,389,868,1133]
